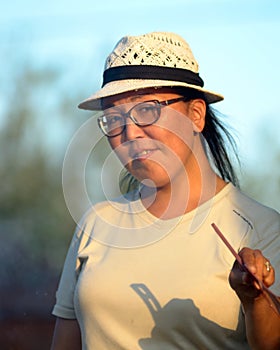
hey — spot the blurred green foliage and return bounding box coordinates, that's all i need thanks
[0,63,91,320]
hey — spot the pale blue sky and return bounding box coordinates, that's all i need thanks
[1,0,280,191]
[2,0,279,134]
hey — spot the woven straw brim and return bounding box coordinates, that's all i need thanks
[78,79,224,110]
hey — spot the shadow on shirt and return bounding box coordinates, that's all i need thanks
[130,283,248,350]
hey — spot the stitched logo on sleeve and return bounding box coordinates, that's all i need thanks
[233,210,253,230]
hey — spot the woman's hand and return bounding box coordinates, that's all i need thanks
[229,247,280,350]
[229,247,275,299]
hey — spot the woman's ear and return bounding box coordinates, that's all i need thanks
[188,99,206,132]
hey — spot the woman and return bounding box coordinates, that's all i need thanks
[51,32,280,349]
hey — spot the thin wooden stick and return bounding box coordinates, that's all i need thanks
[211,222,280,316]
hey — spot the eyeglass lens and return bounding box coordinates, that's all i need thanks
[99,101,161,137]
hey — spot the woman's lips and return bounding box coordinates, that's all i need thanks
[132,149,157,160]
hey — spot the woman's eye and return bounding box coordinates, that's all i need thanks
[138,105,156,114]
[107,115,122,124]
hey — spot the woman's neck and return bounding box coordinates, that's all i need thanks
[139,150,227,220]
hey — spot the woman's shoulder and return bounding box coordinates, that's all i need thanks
[226,184,280,233]
[229,185,279,216]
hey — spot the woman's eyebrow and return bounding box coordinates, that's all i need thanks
[102,94,156,110]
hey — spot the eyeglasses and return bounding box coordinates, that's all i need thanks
[97,96,188,137]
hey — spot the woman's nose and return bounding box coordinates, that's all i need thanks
[124,118,145,140]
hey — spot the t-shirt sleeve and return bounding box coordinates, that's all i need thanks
[52,217,91,319]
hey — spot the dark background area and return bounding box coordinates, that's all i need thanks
[0,65,81,349]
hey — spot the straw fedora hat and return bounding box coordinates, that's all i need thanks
[78,32,224,110]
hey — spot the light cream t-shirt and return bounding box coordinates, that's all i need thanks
[53,184,280,349]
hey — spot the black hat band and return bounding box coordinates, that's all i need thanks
[102,65,204,88]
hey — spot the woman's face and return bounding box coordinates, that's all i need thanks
[102,89,206,189]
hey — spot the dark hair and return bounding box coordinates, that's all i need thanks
[119,87,240,194]
[202,105,240,186]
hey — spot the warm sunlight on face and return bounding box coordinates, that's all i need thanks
[104,89,206,189]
